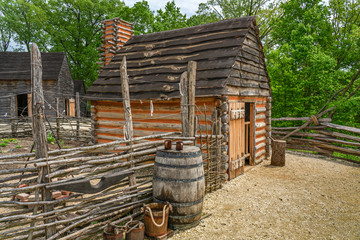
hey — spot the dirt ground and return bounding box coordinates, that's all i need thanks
[172,153,360,240]
[0,137,84,156]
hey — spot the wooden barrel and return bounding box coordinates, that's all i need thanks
[153,146,205,230]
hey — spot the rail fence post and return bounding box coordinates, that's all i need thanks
[31,43,56,238]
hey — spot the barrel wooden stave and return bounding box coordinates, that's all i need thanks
[153,146,205,229]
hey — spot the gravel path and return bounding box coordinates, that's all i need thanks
[172,153,360,240]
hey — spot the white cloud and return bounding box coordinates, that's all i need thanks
[123,0,208,16]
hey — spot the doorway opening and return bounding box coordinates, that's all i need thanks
[244,102,254,165]
[17,94,28,117]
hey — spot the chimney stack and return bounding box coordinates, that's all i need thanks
[98,17,133,70]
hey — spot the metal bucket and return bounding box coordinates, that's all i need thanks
[143,202,172,237]
[125,220,144,240]
[103,223,125,240]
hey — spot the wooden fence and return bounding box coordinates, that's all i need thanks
[0,130,223,239]
[272,117,360,163]
[0,116,91,142]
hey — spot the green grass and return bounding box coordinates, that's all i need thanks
[333,152,360,162]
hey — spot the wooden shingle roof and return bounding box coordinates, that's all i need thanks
[86,16,269,101]
[0,52,66,80]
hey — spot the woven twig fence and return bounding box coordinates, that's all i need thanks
[0,130,223,239]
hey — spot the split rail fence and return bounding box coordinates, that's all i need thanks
[272,117,360,163]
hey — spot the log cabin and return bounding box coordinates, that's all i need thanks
[86,16,272,180]
[0,52,76,118]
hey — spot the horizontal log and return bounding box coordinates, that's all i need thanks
[256,107,266,113]
[0,132,179,160]
[256,142,266,150]
[255,122,266,128]
[256,130,266,136]
[272,126,327,130]
[272,117,331,122]
[320,122,360,135]
[255,136,266,144]
[313,137,360,148]
[286,138,360,156]
[316,130,360,142]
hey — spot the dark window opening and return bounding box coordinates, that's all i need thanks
[17,94,28,117]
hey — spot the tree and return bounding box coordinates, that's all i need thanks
[118,1,155,35]
[266,0,360,126]
[0,12,12,51]
[0,0,48,51]
[31,0,126,88]
[152,1,188,32]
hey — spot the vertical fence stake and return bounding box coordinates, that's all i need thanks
[10,95,17,137]
[76,92,80,140]
[188,61,196,137]
[120,56,136,189]
[56,98,60,140]
[180,72,189,137]
[31,43,56,238]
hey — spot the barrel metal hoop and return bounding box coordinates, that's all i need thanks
[154,162,203,169]
[156,150,202,158]
[169,219,201,230]
[168,211,202,220]
[153,197,204,207]
[153,175,204,183]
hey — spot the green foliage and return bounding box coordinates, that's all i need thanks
[15,145,22,148]
[266,0,360,127]
[1,0,359,127]
[0,138,17,147]
[47,131,56,145]
[152,1,188,32]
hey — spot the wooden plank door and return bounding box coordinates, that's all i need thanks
[229,101,245,180]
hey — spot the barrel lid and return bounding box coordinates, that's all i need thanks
[156,146,201,158]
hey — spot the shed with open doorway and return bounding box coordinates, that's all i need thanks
[86,16,272,180]
[0,52,76,118]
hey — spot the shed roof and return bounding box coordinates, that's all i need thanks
[86,16,269,101]
[0,52,66,80]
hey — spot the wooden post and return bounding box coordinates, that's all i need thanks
[271,140,286,166]
[27,93,32,117]
[90,104,96,144]
[10,95,17,137]
[250,103,256,165]
[76,92,80,140]
[120,56,136,188]
[56,98,60,140]
[31,43,56,238]
[188,61,196,137]
[265,97,272,159]
[120,56,133,141]
[180,72,189,137]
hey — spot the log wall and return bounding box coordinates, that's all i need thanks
[91,97,217,143]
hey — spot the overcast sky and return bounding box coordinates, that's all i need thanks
[123,0,208,16]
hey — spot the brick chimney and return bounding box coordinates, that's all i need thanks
[98,17,133,70]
